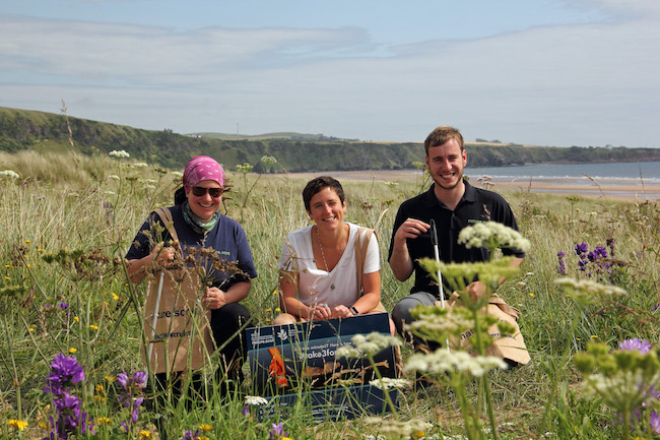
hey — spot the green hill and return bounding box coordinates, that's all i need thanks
[2,106,659,171]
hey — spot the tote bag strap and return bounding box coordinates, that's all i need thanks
[152,207,180,244]
[355,227,376,295]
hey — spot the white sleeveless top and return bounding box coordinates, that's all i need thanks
[278,223,379,309]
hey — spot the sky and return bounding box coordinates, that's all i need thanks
[1,0,659,147]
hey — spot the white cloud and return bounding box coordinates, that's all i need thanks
[1,4,658,147]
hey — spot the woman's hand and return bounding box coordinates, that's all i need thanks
[332,305,353,319]
[150,243,175,268]
[311,303,332,320]
[205,287,228,310]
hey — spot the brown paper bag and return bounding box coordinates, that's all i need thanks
[440,293,531,366]
[141,208,213,374]
[142,267,213,374]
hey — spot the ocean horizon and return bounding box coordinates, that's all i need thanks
[465,160,660,185]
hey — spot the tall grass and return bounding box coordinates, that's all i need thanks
[1,155,659,439]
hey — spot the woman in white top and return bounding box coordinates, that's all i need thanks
[274,176,394,334]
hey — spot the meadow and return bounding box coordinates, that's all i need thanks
[1,150,659,439]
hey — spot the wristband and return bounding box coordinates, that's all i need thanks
[350,306,360,315]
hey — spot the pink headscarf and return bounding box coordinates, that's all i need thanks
[182,156,225,193]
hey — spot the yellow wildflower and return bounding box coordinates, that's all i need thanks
[265,308,272,312]
[98,417,111,425]
[38,421,49,430]
[74,316,80,323]
[139,430,151,439]
[199,437,210,440]
[8,419,28,431]
[38,248,45,253]
[275,307,281,312]
[90,324,99,330]
[105,375,115,382]
[199,424,213,432]
[112,293,119,301]
[27,264,32,268]
[69,348,77,354]
[96,384,104,392]
[29,328,34,332]
[103,301,109,307]
[272,289,277,295]
[4,277,9,281]
[94,395,106,403]
[591,335,598,339]
[529,292,535,297]
[24,240,31,244]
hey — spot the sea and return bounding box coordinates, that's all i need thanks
[317,160,660,199]
[464,161,660,185]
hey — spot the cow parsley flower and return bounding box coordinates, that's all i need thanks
[336,332,400,359]
[458,221,530,252]
[406,349,507,377]
[109,150,130,158]
[0,170,19,179]
[244,395,268,406]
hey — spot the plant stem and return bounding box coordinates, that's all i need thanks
[3,317,21,418]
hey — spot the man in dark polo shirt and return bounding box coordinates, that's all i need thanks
[388,126,525,351]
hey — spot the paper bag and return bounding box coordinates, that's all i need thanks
[441,293,531,365]
[142,265,213,374]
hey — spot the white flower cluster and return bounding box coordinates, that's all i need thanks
[132,162,148,168]
[582,370,649,411]
[261,155,277,165]
[171,171,183,178]
[244,395,268,406]
[458,221,531,252]
[0,170,19,179]
[335,332,401,359]
[369,377,411,390]
[555,278,627,297]
[109,150,130,158]
[405,309,474,335]
[362,416,432,437]
[406,349,507,377]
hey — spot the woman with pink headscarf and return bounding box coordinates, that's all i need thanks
[125,156,257,400]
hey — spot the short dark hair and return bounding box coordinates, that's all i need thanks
[302,176,345,211]
[424,126,464,155]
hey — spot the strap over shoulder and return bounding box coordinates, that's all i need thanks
[355,227,377,295]
[152,207,180,244]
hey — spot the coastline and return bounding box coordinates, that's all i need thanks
[279,170,660,201]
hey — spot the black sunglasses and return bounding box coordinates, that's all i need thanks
[191,186,223,197]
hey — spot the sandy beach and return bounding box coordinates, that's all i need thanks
[282,170,660,201]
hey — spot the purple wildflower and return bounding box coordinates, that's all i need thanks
[59,301,69,309]
[45,392,95,439]
[269,422,288,439]
[653,304,660,313]
[117,371,147,433]
[556,251,567,275]
[595,246,608,258]
[575,242,589,255]
[44,354,85,396]
[651,411,660,434]
[607,237,616,256]
[242,405,250,417]
[619,338,652,354]
[182,429,200,440]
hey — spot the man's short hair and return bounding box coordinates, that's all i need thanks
[302,176,345,211]
[424,126,464,155]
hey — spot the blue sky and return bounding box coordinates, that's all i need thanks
[1,0,659,147]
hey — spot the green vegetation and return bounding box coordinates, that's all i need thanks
[1,149,659,439]
[2,106,660,174]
